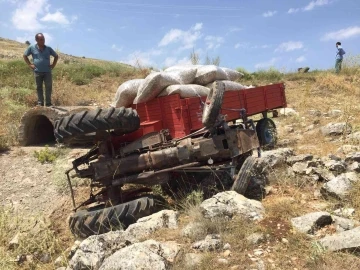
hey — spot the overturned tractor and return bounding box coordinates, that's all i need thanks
[55,81,285,238]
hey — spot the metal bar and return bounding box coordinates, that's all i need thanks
[66,168,76,210]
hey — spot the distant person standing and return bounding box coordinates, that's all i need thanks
[335,42,345,74]
[23,33,59,106]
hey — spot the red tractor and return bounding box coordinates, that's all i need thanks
[55,81,286,238]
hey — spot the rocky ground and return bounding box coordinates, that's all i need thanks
[2,107,360,270]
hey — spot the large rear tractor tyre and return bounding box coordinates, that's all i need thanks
[231,156,257,195]
[256,118,277,149]
[202,81,225,128]
[69,195,162,239]
[54,107,140,143]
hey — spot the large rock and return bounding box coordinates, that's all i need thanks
[183,253,203,269]
[126,210,179,240]
[192,234,222,251]
[345,152,360,163]
[70,210,179,270]
[69,231,134,270]
[259,148,294,168]
[323,160,346,174]
[312,168,335,182]
[321,172,359,199]
[321,122,352,137]
[346,132,360,143]
[286,154,313,166]
[181,222,205,239]
[99,240,181,270]
[336,145,360,155]
[291,212,332,234]
[318,226,360,252]
[200,191,264,220]
[332,216,359,232]
[279,108,299,116]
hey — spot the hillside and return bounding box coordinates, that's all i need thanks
[1,37,360,270]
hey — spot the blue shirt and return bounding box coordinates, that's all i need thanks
[24,44,58,72]
[336,46,345,60]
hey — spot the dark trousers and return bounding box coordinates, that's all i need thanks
[34,72,52,106]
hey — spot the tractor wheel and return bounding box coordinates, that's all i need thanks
[231,156,257,195]
[256,118,277,149]
[69,195,163,239]
[202,81,225,128]
[54,107,140,143]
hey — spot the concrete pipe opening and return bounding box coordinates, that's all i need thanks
[24,115,55,145]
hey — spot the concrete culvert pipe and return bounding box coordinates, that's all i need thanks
[18,106,94,146]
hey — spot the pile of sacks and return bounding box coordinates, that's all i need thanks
[112,65,253,108]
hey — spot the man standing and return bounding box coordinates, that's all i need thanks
[335,42,345,74]
[23,33,58,106]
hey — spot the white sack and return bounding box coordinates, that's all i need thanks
[206,80,248,91]
[134,72,180,104]
[165,68,198,84]
[194,65,228,85]
[221,67,243,81]
[158,84,210,98]
[112,79,143,108]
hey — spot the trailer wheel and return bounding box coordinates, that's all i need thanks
[256,118,277,149]
[54,107,140,143]
[202,81,225,128]
[68,195,163,239]
[231,156,257,195]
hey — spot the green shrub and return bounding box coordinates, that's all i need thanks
[252,67,283,81]
[34,145,62,164]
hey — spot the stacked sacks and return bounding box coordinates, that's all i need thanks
[112,65,252,107]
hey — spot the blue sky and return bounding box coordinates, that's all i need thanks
[1,0,360,71]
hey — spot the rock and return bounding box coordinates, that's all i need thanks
[281,238,289,244]
[39,253,51,263]
[345,152,360,163]
[318,226,360,252]
[70,230,135,270]
[184,253,203,269]
[279,108,299,116]
[292,162,309,175]
[257,259,266,270]
[265,186,273,195]
[334,208,355,218]
[192,234,221,251]
[246,233,265,245]
[332,216,358,232]
[291,212,332,234]
[328,154,342,161]
[223,243,231,250]
[284,125,294,133]
[126,210,179,240]
[286,154,313,166]
[347,162,360,173]
[336,145,360,155]
[8,233,20,250]
[26,255,34,263]
[217,258,229,264]
[312,168,335,182]
[321,172,359,199]
[324,160,346,174]
[181,222,204,239]
[308,109,322,117]
[321,122,352,137]
[223,250,231,257]
[70,210,179,270]
[55,255,66,267]
[200,191,265,221]
[346,132,360,143]
[253,249,264,256]
[329,109,342,117]
[259,148,294,168]
[47,168,52,173]
[99,240,181,270]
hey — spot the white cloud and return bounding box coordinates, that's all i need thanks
[235,43,270,50]
[288,0,330,14]
[255,58,279,69]
[16,32,53,44]
[227,27,242,34]
[41,11,69,25]
[296,56,306,63]
[205,35,224,50]
[234,42,249,49]
[121,49,163,67]
[163,56,191,67]
[304,0,330,11]
[321,26,360,41]
[158,23,203,50]
[263,10,277,17]
[288,8,300,14]
[12,0,47,31]
[275,41,303,52]
[111,44,123,52]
